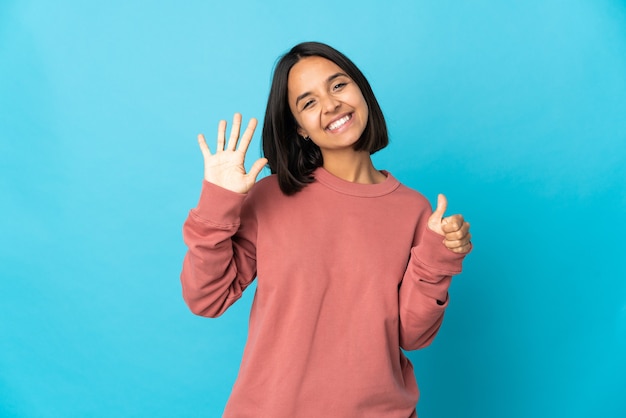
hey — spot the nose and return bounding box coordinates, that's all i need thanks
[321,94,340,113]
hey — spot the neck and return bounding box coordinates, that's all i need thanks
[321,150,385,184]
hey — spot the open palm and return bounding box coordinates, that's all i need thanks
[197,113,268,194]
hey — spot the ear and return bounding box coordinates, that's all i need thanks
[296,126,308,138]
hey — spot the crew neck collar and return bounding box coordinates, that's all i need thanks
[313,167,400,197]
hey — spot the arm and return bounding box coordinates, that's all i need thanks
[399,194,472,351]
[398,228,465,350]
[180,181,257,317]
[180,113,267,317]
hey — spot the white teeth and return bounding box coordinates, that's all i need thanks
[327,114,351,130]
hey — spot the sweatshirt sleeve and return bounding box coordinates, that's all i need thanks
[180,180,258,318]
[398,224,469,351]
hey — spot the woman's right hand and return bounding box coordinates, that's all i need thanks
[197,113,268,194]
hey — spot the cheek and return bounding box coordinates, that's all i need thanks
[356,92,369,118]
[361,101,369,125]
[298,113,317,131]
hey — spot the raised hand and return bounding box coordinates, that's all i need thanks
[427,194,472,254]
[197,113,268,194]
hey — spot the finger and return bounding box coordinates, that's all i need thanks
[442,217,467,235]
[427,194,448,235]
[197,134,211,157]
[444,232,472,249]
[454,240,472,254]
[444,222,470,241]
[227,113,242,151]
[441,214,465,233]
[448,242,472,254]
[237,118,258,154]
[216,120,227,151]
[246,157,268,182]
[432,194,448,221]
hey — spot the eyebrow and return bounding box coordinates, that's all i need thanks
[295,72,349,107]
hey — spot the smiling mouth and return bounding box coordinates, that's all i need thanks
[326,114,352,131]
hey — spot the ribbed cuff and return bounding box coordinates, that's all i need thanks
[413,228,469,276]
[191,180,247,226]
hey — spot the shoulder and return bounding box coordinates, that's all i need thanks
[243,174,284,207]
[250,174,280,193]
[398,184,430,207]
[386,172,432,212]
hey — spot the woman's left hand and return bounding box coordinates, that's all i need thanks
[427,194,472,254]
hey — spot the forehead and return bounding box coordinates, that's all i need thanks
[287,56,347,95]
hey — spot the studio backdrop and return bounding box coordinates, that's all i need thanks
[1,1,625,417]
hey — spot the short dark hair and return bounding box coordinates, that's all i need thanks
[262,42,388,195]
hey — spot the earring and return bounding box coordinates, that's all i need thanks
[303,135,310,141]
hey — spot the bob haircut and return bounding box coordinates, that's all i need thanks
[262,41,389,196]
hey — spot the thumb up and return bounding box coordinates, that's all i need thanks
[428,194,472,254]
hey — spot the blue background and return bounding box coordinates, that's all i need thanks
[2,0,625,417]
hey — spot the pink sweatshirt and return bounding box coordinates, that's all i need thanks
[181,167,467,417]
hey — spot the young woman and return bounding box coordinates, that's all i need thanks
[181,42,471,417]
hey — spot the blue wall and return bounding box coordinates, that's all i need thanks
[1,1,625,416]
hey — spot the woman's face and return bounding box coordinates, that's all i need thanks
[287,56,369,156]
